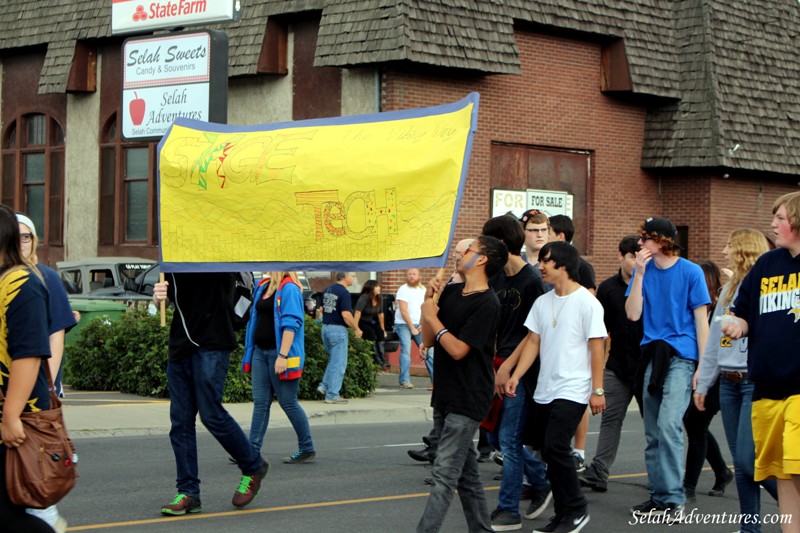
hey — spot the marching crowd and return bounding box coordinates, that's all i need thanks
[1,192,799,533]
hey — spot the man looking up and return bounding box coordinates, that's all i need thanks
[417,236,507,533]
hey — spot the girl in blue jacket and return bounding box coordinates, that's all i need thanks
[243,272,316,463]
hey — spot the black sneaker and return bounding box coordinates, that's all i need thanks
[478,451,495,463]
[493,452,505,466]
[408,447,437,463]
[571,452,586,472]
[525,489,552,519]
[708,468,734,496]
[534,513,589,533]
[490,509,522,531]
[577,464,608,492]
[663,504,686,524]
[684,485,696,503]
[630,499,667,516]
[283,450,316,464]
[161,493,202,516]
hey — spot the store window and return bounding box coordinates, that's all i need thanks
[98,113,157,246]
[1,113,65,244]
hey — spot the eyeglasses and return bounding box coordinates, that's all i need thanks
[464,246,483,256]
[20,233,33,243]
[526,228,549,234]
[640,233,654,241]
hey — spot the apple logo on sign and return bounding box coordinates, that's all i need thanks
[130,92,146,126]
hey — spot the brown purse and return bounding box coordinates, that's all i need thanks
[2,364,78,509]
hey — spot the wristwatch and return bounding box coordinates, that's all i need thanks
[593,388,604,396]
[278,353,288,359]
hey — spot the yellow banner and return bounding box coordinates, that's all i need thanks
[157,93,479,271]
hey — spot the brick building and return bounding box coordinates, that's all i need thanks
[1,0,797,292]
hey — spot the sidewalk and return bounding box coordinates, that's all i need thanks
[63,372,435,439]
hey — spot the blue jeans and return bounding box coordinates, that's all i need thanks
[395,323,421,384]
[643,356,694,506]
[719,377,778,533]
[488,392,550,516]
[167,349,263,497]
[418,413,492,532]
[249,346,314,454]
[321,324,349,400]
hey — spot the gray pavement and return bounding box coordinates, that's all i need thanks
[63,371,436,438]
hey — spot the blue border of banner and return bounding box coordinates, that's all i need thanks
[157,92,480,273]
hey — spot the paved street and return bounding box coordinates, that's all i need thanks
[55,375,784,532]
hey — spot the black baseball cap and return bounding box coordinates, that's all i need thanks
[642,217,677,240]
[519,209,547,225]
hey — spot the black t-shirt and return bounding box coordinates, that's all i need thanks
[596,270,644,385]
[167,272,238,361]
[254,292,277,350]
[578,258,597,290]
[432,283,500,422]
[490,264,546,393]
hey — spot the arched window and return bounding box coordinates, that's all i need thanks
[1,113,65,244]
[98,113,157,248]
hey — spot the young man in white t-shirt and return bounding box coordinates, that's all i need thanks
[505,241,606,533]
[394,268,426,389]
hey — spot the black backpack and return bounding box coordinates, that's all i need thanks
[232,272,255,331]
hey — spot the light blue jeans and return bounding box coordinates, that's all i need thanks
[643,356,694,506]
[488,390,550,516]
[395,323,421,385]
[320,324,349,400]
[719,377,778,533]
[249,346,314,454]
[417,413,492,532]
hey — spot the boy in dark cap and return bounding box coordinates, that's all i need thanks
[625,217,710,523]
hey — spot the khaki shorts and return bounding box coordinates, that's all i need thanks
[751,395,800,481]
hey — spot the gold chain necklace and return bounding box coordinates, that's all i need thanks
[551,294,570,327]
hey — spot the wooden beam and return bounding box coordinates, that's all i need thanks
[601,39,632,92]
[67,41,97,93]
[258,17,289,75]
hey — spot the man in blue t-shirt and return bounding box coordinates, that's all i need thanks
[625,217,710,523]
[318,272,360,404]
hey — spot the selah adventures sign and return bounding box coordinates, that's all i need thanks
[111,0,242,35]
[121,30,228,141]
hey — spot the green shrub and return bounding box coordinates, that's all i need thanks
[65,310,378,402]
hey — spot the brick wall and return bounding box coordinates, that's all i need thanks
[377,29,798,296]
[379,30,657,292]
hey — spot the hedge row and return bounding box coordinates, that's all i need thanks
[64,308,379,402]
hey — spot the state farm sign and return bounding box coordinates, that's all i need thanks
[112,0,241,35]
[122,30,228,141]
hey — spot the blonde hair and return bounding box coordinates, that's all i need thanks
[721,228,770,307]
[266,271,299,295]
[773,191,800,235]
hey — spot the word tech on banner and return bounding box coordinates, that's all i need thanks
[157,93,480,272]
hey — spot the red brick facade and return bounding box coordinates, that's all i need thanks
[378,29,790,294]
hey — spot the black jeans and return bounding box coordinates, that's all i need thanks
[358,319,387,367]
[683,377,727,490]
[533,399,588,517]
[0,447,55,533]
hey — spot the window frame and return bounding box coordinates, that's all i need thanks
[1,112,65,246]
[98,112,158,248]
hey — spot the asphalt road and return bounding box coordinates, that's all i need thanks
[56,416,784,533]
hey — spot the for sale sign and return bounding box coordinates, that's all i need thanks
[122,30,228,141]
[112,0,242,35]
